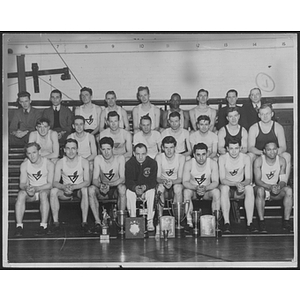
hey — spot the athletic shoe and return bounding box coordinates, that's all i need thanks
[247,223,258,233]
[91,223,102,234]
[14,226,23,237]
[81,223,92,234]
[35,226,48,236]
[258,220,267,233]
[187,219,193,228]
[283,220,292,233]
[147,220,155,231]
[223,223,231,234]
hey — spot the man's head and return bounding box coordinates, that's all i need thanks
[196,89,209,104]
[36,118,51,137]
[105,91,117,107]
[73,115,86,133]
[99,137,114,160]
[258,103,274,124]
[134,143,148,164]
[168,111,181,130]
[227,138,241,159]
[263,141,279,159]
[226,107,240,126]
[64,138,78,159]
[197,115,211,133]
[193,143,208,165]
[226,89,238,107]
[140,114,152,134]
[137,86,150,103]
[249,87,262,104]
[25,142,41,163]
[169,93,181,110]
[17,91,31,110]
[107,111,120,131]
[50,89,62,107]
[80,87,93,104]
[162,136,177,159]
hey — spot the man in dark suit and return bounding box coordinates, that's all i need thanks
[42,89,74,146]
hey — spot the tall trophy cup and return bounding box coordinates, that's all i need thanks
[172,201,186,238]
[192,209,202,237]
[100,207,110,242]
[116,210,125,238]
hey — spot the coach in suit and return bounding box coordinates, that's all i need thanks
[42,89,74,145]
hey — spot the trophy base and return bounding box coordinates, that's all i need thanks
[100,235,110,241]
[175,227,185,238]
[193,229,200,237]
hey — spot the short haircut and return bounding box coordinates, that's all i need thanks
[50,89,62,98]
[169,111,181,119]
[36,117,50,126]
[197,89,209,97]
[197,115,211,124]
[100,136,114,148]
[226,106,240,116]
[107,110,120,120]
[105,91,116,98]
[227,137,241,147]
[17,91,31,101]
[73,115,86,124]
[162,136,177,147]
[64,138,78,148]
[24,142,41,152]
[134,143,147,152]
[137,86,150,98]
[226,89,238,98]
[140,114,152,123]
[249,87,261,96]
[170,93,181,100]
[264,140,279,149]
[193,142,208,154]
[259,102,273,112]
[80,86,93,96]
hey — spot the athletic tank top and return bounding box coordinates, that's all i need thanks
[255,121,279,151]
[133,130,161,159]
[104,106,125,129]
[190,157,211,187]
[61,156,84,185]
[36,131,53,156]
[195,106,215,123]
[261,155,280,185]
[99,155,121,185]
[224,125,243,148]
[224,152,245,183]
[69,132,91,159]
[27,157,48,187]
[161,153,181,180]
[100,128,127,156]
[137,104,156,130]
[166,110,185,128]
[161,128,188,154]
[78,104,100,130]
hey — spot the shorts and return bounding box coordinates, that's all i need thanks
[229,186,244,199]
[63,189,80,200]
[99,186,118,199]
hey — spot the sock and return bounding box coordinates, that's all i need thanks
[16,223,23,228]
[40,223,47,229]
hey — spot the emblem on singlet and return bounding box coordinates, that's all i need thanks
[229,168,239,176]
[195,174,206,186]
[143,167,151,177]
[32,170,42,181]
[266,170,276,180]
[68,171,79,183]
[114,143,121,149]
[103,169,115,181]
[166,168,175,177]
[85,115,94,125]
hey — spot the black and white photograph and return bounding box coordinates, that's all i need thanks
[2,32,297,269]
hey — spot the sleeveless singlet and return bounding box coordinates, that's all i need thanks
[161,128,188,154]
[104,106,125,129]
[61,156,84,185]
[27,157,48,187]
[98,155,121,185]
[261,155,280,185]
[224,125,243,148]
[69,132,91,159]
[194,106,215,123]
[36,131,53,156]
[190,157,211,187]
[255,121,279,151]
[100,128,127,156]
[161,153,181,180]
[167,110,185,128]
[78,104,100,131]
[137,104,156,130]
[133,130,161,159]
[224,152,246,183]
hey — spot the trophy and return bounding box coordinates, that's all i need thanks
[192,209,202,237]
[100,207,110,242]
[116,210,126,238]
[172,201,187,237]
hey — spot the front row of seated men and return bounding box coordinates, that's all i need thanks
[14,134,293,237]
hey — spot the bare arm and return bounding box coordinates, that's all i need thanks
[153,107,161,131]
[122,108,130,131]
[99,109,106,133]
[71,158,90,190]
[219,155,237,187]
[124,131,133,160]
[241,128,248,154]
[209,108,217,131]
[108,155,125,187]
[205,159,219,191]
[171,155,185,185]
[208,137,218,159]
[182,160,197,190]
[183,131,192,157]
[132,107,140,134]
[254,156,271,190]
[275,123,287,155]
[240,154,251,186]
[155,154,164,184]
[217,127,227,155]
[92,156,101,188]
[189,109,197,131]
[86,134,97,161]
[90,106,101,136]
[19,161,29,190]
[53,159,68,191]
[161,110,168,129]
[248,124,263,155]
[183,110,190,130]
[34,160,54,192]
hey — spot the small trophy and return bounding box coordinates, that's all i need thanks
[172,201,186,237]
[200,215,216,237]
[116,210,126,238]
[192,209,202,237]
[159,215,175,240]
[100,207,110,242]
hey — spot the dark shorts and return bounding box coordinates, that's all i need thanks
[229,186,244,199]
[99,186,118,199]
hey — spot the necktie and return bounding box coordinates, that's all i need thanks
[255,104,259,112]
[24,109,28,114]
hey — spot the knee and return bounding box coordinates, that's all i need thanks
[16,190,27,203]
[173,184,183,194]
[282,152,291,163]
[183,188,192,199]
[117,184,126,195]
[219,184,229,193]
[39,191,49,202]
[157,184,165,193]
[50,188,59,197]
[211,188,220,199]
[284,186,293,198]
[244,185,254,195]
[88,185,96,196]
[256,187,265,198]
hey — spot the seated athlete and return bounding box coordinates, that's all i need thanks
[133,114,161,159]
[218,138,256,233]
[50,138,91,234]
[254,141,293,233]
[14,142,54,237]
[156,136,186,217]
[68,115,97,179]
[125,143,158,231]
[183,143,221,228]
[161,111,192,160]
[99,111,132,161]
[189,115,218,160]
[88,137,126,234]
[28,117,59,163]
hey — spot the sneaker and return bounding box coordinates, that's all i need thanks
[14,226,23,237]
[35,226,47,236]
[247,223,258,233]
[223,223,231,234]
[187,219,193,228]
[258,220,267,233]
[147,220,155,232]
[82,222,92,234]
[283,220,292,233]
[91,223,102,234]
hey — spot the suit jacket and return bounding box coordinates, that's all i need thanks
[42,105,74,135]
